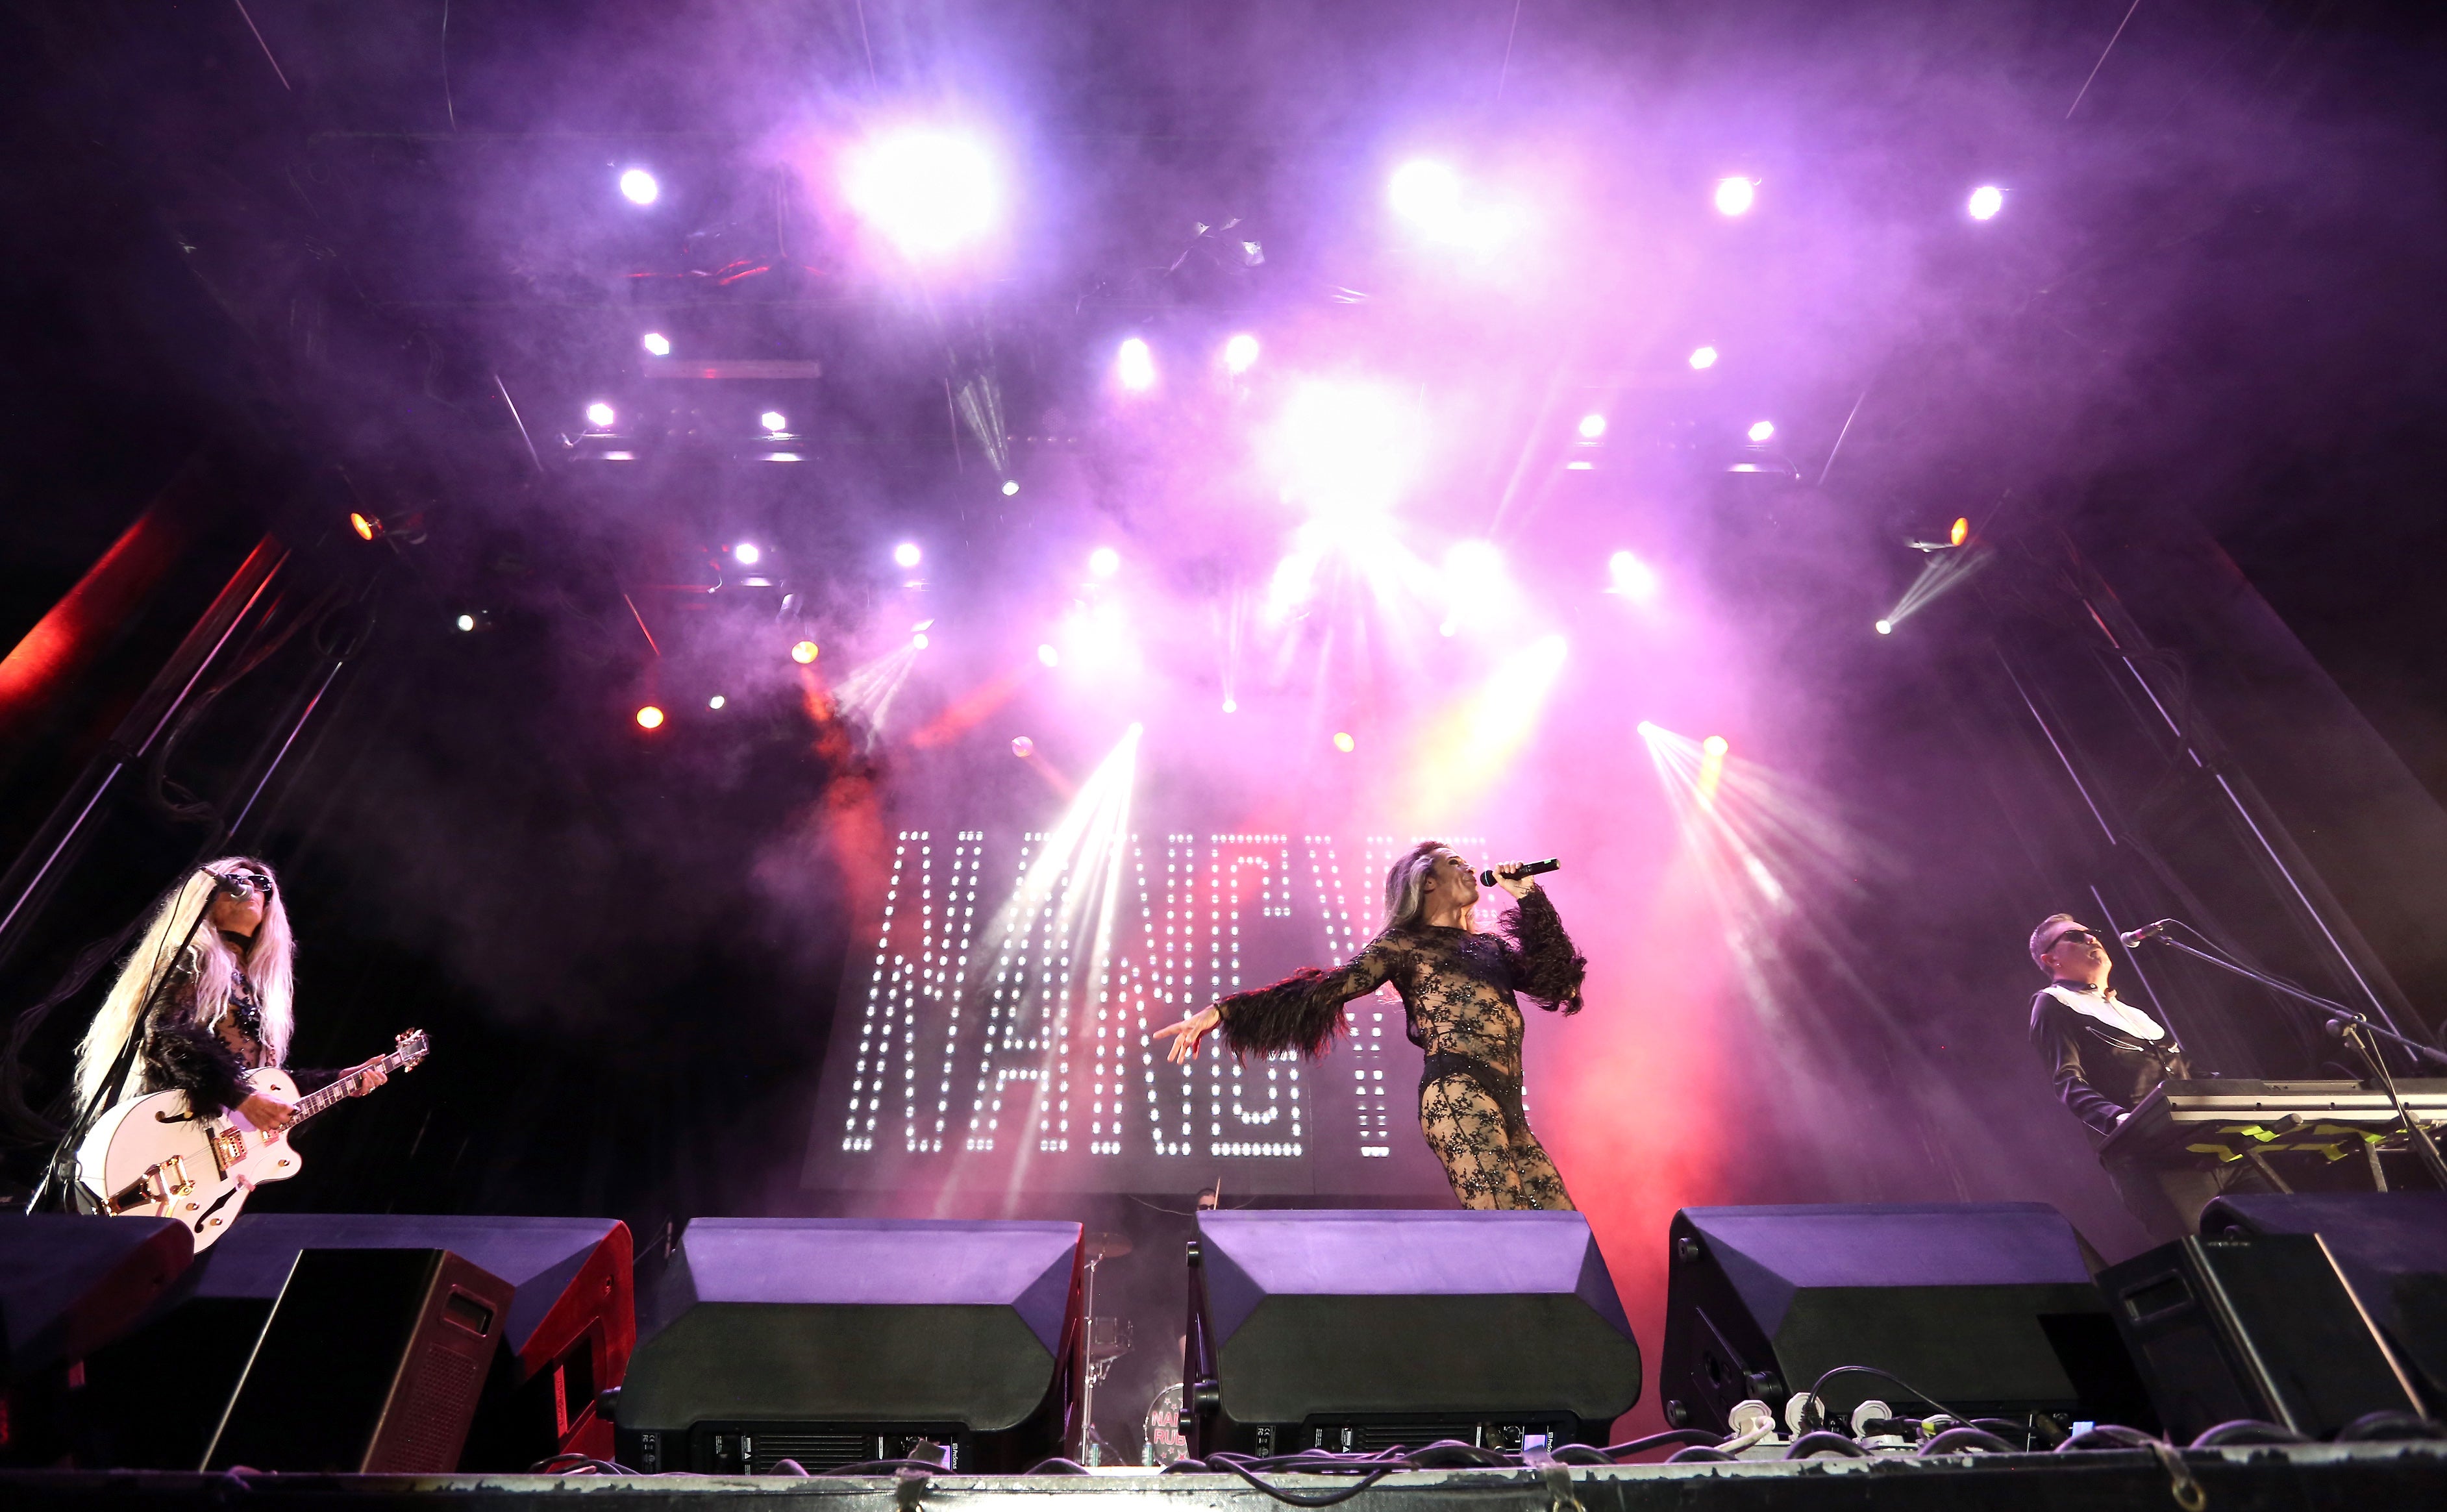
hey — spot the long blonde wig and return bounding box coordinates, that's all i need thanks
[1383,840,1472,934]
[73,858,295,1109]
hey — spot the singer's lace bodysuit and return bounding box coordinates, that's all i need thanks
[1213,889,1586,1210]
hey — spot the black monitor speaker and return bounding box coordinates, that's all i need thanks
[2100,1232,2424,1443]
[0,1214,193,1467]
[2201,1191,2447,1415]
[204,1247,514,1472]
[1184,1209,1641,1456]
[1659,1202,2150,1435]
[80,1212,633,1470]
[613,1217,1083,1474]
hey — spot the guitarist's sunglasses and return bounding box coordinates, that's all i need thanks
[219,869,275,900]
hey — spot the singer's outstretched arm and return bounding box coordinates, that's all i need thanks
[1209,936,1404,1060]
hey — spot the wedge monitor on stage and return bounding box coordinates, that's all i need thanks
[1185,1209,1640,1455]
[615,1218,1084,1473]
[1659,1203,2149,1434]
[801,830,1497,1199]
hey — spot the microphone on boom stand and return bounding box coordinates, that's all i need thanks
[2118,919,2174,949]
[1480,858,1561,887]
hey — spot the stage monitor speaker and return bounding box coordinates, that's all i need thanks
[1184,1209,1640,1457]
[205,1247,513,1472]
[2201,1191,2447,1415]
[0,1214,193,1467]
[1659,1202,2148,1435]
[81,1213,632,1470]
[613,1217,1082,1474]
[2099,1232,2423,1443]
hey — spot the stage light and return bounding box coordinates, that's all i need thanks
[1636,720,1658,737]
[1389,159,1464,225]
[1438,618,1458,636]
[1689,345,1719,370]
[349,512,380,541]
[841,129,1000,258]
[454,613,475,632]
[1714,176,1757,216]
[1002,478,1020,496]
[1950,516,1970,547]
[893,541,923,568]
[619,167,660,205]
[1116,336,1156,391]
[641,332,671,356]
[1038,643,1060,667]
[1222,697,1237,713]
[1333,731,1356,753]
[1223,332,1260,373]
[1746,419,1776,443]
[1607,549,1660,601]
[1012,736,1034,758]
[1578,413,1608,441]
[791,639,820,664]
[1271,379,1421,517]
[1968,184,2005,221]
[636,705,665,729]
[913,632,930,649]
[733,541,762,566]
[586,401,616,429]
[1088,546,1120,578]
[1703,734,1730,756]
[709,694,727,709]
[1875,619,1894,635]
[760,410,787,433]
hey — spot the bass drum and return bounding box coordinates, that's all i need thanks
[1143,1382,1187,1465]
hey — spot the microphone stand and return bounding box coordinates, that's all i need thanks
[2143,930,2447,1190]
[22,868,220,1215]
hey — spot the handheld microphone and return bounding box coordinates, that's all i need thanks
[1480,858,1561,887]
[2118,919,2174,949]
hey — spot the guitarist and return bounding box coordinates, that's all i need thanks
[71,858,385,1152]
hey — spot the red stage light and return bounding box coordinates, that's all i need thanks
[349,512,380,541]
[636,706,665,730]
[1950,516,1970,547]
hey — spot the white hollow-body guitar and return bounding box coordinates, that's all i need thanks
[77,1029,429,1250]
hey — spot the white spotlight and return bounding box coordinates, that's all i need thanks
[842,130,1000,258]
[641,332,671,356]
[454,613,476,632]
[1607,549,1660,601]
[760,410,787,434]
[619,167,660,205]
[1578,413,1608,441]
[733,542,762,566]
[1001,479,1020,497]
[893,541,923,569]
[1689,345,1719,370]
[913,632,930,649]
[1223,332,1260,373]
[1388,159,1465,226]
[1746,419,1776,443]
[1088,546,1121,578]
[709,694,727,709]
[1221,697,1237,713]
[585,401,616,430]
[1968,184,2005,221]
[1115,337,1156,391]
[1037,643,1060,667]
[1714,176,1757,216]
[1875,619,1894,636]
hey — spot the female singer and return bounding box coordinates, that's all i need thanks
[73,858,383,1139]
[1154,842,1586,1209]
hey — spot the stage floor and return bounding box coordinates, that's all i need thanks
[8,1442,2446,1511]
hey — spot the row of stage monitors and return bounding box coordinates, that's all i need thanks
[3,1196,2443,1472]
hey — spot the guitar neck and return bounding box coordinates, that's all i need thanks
[288,1048,408,1124]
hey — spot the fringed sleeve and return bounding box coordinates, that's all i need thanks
[140,1018,253,1119]
[1501,889,1585,1014]
[1213,937,1400,1060]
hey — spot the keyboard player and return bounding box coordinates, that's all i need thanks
[2026,913,2263,1241]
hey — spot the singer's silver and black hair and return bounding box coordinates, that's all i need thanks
[1382,840,1472,935]
[2028,913,2085,973]
[73,858,295,1110]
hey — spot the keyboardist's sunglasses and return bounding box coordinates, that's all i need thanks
[2049,929,2104,950]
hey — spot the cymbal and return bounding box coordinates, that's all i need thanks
[1085,1230,1134,1260]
